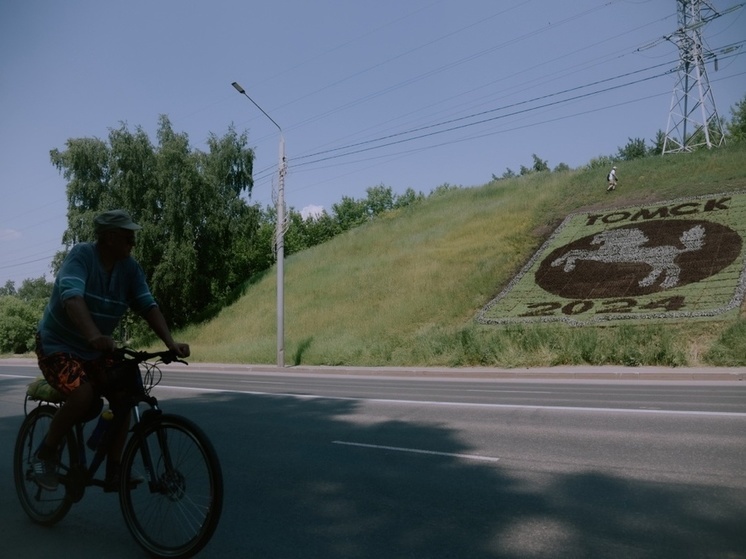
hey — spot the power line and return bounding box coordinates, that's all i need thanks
[238,2,668,194]
[259,6,675,170]
[0,255,57,271]
[281,67,743,203]
[278,1,624,138]
[291,63,679,168]
[249,43,741,202]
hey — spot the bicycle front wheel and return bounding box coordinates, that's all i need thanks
[119,414,223,559]
[13,404,75,526]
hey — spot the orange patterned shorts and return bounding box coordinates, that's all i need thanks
[35,333,114,396]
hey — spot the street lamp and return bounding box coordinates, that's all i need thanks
[232,81,287,367]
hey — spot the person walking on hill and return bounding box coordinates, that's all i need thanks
[31,209,190,491]
[606,165,618,191]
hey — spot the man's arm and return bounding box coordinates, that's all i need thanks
[63,296,116,352]
[143,306,190,358]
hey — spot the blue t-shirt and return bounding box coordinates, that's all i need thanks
[38,242,157,360]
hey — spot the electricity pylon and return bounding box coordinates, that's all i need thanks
[663,0,726,153]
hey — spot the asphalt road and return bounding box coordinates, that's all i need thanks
[1,359,744,558]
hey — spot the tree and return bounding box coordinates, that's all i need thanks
[17,276,53,302]
[0,276,51,353]
[364,184,395,216]
[617,137,648,161]
[726,93,746,142]
[649,130,666,156]
[302,210,340,247]
[243,204,276,275]
[50,137,113,246]
[284,209,310,256]
[553,162,570,173]
[393,187,424,209]
[532,154,549,173]
[268,206,342,259]
[0,280,16,297]
[50,116,257,328]
[332,196,368,230]
[502,168,516,179]
[0,296,39,353]
[586,154,615,170]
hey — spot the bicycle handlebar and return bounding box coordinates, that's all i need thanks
[114,347,189,366]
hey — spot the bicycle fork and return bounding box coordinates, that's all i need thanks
[130,406,177,495]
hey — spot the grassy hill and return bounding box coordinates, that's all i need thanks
[179,142,746,368]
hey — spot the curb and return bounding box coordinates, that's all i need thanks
[2,358,743,381]
[161,363,746,381]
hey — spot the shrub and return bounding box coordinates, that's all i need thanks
[0,296,40,354]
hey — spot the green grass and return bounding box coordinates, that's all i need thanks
[177,142,746,367]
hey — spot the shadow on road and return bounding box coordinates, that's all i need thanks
[2,386,744,558]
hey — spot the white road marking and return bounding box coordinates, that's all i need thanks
[332,440,500,462]
[157,385,746,417]
[26,381,739,418]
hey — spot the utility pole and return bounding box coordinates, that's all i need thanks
[663,0,727,153]
[232,81,287,367]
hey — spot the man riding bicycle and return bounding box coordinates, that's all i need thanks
[32,209,189,491]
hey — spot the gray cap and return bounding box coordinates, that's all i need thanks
[94,209,142,234]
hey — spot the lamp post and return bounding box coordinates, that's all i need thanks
[232,81,287,367]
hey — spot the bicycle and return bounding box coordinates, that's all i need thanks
[13,348,224,559]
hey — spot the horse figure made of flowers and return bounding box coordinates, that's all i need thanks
[551,224,706,289]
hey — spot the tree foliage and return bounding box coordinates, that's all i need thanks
[585,154,615,170]
[726,93,746,142]
[49,115,426,333]
[495,154,552,179]
[617,137,648,161]
[394,187,425,209]
[28,93,742,338]
[50,116,257,328]
[332,196,368,230]
[0,277,51,353]
[0,280,16,297]
[46,109,431,335]
[0,296,39,353]
[329,185,423,231]
[17,277,53,302]
[531,154,549,172]
[649,130,666,156]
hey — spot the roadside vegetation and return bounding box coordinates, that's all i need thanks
[2,94,746,367]
[177,140,746,367]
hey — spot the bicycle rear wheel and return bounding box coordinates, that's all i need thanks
[119,414,223,559]
[13,404,75,526]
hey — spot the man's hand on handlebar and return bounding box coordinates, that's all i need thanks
[88,335,117,353]
[168,342,190,359]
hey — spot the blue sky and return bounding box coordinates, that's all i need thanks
[1,0,744,287]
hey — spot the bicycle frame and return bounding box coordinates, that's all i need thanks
[57,350,178,498]
[65,401,157,494]
[17,348,223,557]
